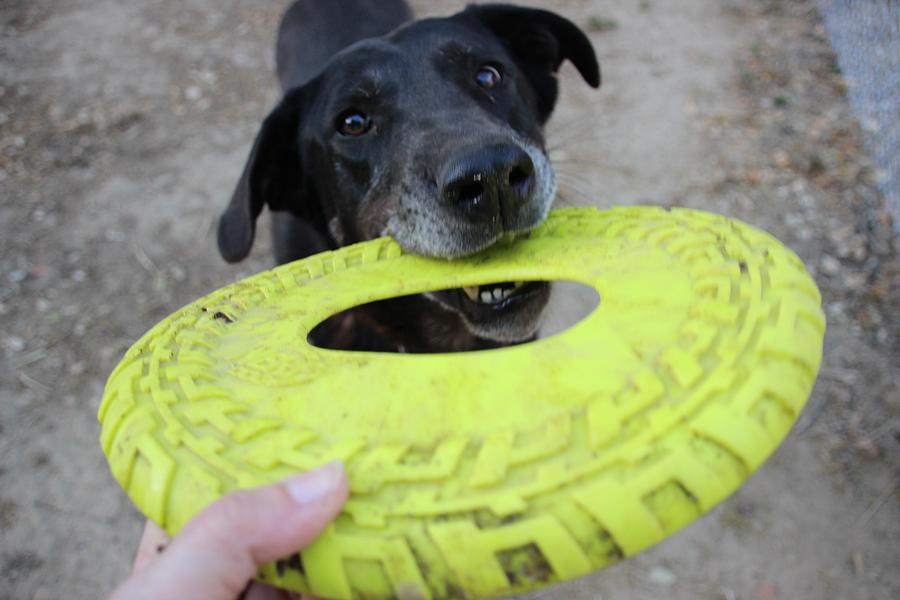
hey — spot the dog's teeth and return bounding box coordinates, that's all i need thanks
[462,286,479,302]
[465,282,528,304]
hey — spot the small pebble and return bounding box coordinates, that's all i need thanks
[68,361,86,376]
[826,301,847,321]
[754,581,778,598]
[851,550,865,575]
[772,150,790,168]
[854,438,881,460]
[648,566,676,586]
[196,69,218,85]
[820,255,841,276]
[784,213,805,228]
[4,336,26,352]
[169,265,187,282]
[843,272,865,290]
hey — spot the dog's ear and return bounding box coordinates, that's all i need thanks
[218,87,308,263]
[461,4,600,122]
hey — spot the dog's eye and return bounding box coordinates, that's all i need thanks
[475,65,502,89]
[337,111,371,136]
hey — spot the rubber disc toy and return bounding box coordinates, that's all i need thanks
[99,206,824,599]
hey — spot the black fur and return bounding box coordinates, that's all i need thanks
[218,0,599,352]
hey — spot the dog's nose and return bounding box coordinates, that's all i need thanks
[440,144,535,225]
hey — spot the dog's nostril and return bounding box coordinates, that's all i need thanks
[508,165,531,188]
[442,145,534,213]
[454,180,484,203]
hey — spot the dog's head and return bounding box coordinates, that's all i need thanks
[218,4,599,344]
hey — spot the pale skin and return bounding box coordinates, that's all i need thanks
[109,462,349,600]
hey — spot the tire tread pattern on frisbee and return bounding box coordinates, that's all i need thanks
[98,207,824,599]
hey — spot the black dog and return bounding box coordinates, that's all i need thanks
[218,0,599,352]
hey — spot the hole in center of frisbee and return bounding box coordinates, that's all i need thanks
[308,280,599,354]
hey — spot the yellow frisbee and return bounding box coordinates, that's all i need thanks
[99,206,824,599]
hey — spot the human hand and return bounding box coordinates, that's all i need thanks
[110,461,349,600]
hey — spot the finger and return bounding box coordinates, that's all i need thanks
[132,520,170,573]
[110,462,348,600]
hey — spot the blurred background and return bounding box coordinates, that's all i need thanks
[1,1,897,598]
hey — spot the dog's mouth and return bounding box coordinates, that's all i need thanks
[458,281,545,312]
[429,280,550,342]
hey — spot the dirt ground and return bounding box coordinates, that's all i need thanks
[1,0,898,598]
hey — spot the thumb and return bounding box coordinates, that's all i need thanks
[111,461,348,600]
